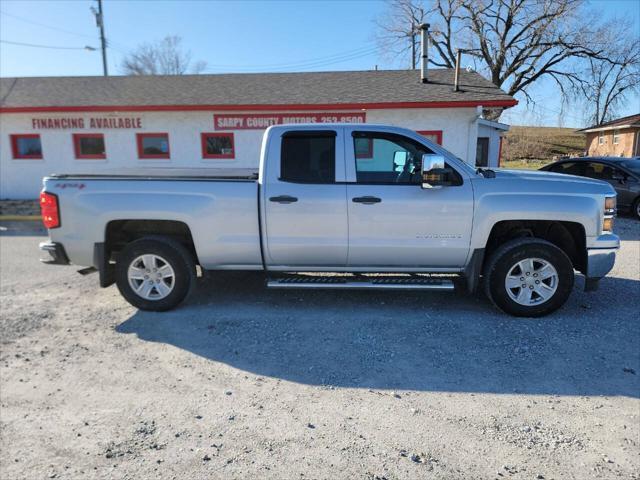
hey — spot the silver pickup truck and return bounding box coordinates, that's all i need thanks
[39,124,619,317]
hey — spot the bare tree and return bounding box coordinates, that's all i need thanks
[375,0,427,69]
[376,0,634,119]
[575,36,640,125]
[121,36,207,75]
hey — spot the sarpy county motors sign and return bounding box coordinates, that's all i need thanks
[214,112,366,130]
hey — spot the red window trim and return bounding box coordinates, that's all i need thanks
[10,134,43,159]
[136,133,170,159]
[355,137,374,159]
[417,130,443,145]
[201,132,235,159]
[73,133,106,159]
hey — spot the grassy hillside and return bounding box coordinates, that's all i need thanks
[501,126,585,170]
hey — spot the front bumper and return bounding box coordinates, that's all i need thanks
[39,241,70,265]
[583,233,619,291]
[586,247,618,279]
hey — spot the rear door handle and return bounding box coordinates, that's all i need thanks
[269,195,298,204]
[352,196,382,204]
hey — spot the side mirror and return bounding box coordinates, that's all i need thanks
[421,154,446,188]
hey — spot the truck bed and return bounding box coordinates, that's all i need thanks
[43,172,263,269]
[48,167,259,181]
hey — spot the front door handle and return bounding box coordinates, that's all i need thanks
[352,196,382,204]
[269,195,298,204]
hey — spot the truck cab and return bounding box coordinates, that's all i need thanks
[260,124,474,270]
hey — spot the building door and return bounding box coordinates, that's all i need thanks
[476,137,489,167]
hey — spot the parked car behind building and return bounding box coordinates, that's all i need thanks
[540,156,640,219]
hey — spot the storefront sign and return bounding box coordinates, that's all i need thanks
[213,112,366,130]
[31,117,143,129]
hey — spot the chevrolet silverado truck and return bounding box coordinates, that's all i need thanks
[39,124,620,317]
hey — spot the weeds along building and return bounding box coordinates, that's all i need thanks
[0,68,516,199]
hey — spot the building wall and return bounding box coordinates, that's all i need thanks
[585,128,638,157]
[0,107,480,199]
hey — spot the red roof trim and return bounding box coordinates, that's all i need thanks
[0,99,517,113]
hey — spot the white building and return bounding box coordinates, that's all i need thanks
[0,69,516,199]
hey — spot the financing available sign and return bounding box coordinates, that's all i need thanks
[31,117,143,129]
[213,112,366,130]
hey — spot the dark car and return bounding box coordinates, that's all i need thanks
[540,157,640,219]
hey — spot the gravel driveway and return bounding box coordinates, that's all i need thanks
[1,218,638,480]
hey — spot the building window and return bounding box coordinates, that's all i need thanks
[613,129,620,145]
[10,134,43,159]
[137,133,170,159]
[354,137,373,159]
[598,133,605,145]
[201,133,235,159]
[73,133,106,159]
[417,130,443,145]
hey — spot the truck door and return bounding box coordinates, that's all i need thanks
[346,130,474,268]
[262,128,348,267]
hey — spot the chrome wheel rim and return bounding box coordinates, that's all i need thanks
[505,257,558,306]
[128,254,175,300]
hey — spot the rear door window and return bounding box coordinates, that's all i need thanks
[280,132,336,183]
[548,162,585,176]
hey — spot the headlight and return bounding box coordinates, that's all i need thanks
[603,196,616,232]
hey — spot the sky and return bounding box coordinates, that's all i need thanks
[0,0,639,127]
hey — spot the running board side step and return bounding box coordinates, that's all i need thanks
[267,276,455,291]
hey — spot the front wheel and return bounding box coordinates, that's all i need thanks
[115,237,196,311]
[484,238,574,317]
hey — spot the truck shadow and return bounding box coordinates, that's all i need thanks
[116,271,640,398]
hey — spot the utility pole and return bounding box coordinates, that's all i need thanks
[93,0,108,76]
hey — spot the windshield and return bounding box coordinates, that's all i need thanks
[618,160,640,176]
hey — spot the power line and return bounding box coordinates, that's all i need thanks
[0,39,96,50]
[0,9,96,40]
[201,46,380,73]
[203,44,377,69]
[0,8,132,53]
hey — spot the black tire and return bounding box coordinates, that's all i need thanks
[115,237,196,311]
[633,197,640,221]
[483,237,574,317]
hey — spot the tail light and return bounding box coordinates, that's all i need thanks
[40,191,60,229]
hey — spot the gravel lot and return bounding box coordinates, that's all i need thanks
[1,217,638,480]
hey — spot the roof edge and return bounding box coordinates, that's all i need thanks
[579,124,640,133]
[0,99,518,114]
[478,118,510,131]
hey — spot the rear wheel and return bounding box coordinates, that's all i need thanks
[484,238,574,317]
[115,237,196,311]
[633,197,640,220]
